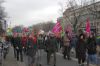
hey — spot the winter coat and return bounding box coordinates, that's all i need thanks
[86,37,97,54]
[26,37,37,57]
[11,37,19,48]
[21,36,27,48]
[37,37,44,49]
[15,37,22,50]
[46,37,58,52]
[11,37,16,47]
[76,39,86,57]
[63,35,70,47]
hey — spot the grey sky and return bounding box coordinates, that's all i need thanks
[3,0,66,27]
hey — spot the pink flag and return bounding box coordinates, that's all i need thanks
[86,18,91,37]
[86,18,90,33]
[52,20,62,34]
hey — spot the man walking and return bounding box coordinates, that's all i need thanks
[16,33,23,62]
[46,33,58,66]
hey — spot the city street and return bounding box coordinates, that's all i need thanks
[3,46,78,66]
[2,46,100,66]
[0,47,88,66]
[0,0,100,66]
[3,46,25,66]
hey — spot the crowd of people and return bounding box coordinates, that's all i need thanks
[8,32,58,66]
[0,31,100,66]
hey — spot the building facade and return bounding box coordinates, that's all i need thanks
[0,19,7,35]
[63,1,100,35]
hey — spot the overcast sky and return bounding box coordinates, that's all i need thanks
[3,0,66,27]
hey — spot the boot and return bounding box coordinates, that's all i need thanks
[54,64,56,66]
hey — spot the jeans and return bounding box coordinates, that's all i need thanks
[63,46,71,59]
[87,54,98,65]
[27,56,35,66]
[16,49,23,61]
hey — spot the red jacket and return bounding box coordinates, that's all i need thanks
[33,36,37,44]
[21,36,27,47]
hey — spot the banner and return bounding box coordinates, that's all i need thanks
[86,18,90,33]
[86,18,91,37]
[52,20,63,37]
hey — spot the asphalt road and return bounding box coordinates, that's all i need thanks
[2,46,100,66]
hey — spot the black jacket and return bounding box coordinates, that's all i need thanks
[26,37,37,57]
[45,37,58,52]
[86,37,97,54]
[15,37,22,50]
[76,39,86,55]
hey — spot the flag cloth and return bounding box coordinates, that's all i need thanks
[52,20,63,37]
[66,24,73,39]
[60,18,65,37]
[86,18,91,37]
[86,18,91,33]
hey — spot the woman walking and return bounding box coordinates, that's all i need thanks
[76,34,86,66]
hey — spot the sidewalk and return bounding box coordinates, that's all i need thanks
[3,46,25,66]
[57,49,100,66]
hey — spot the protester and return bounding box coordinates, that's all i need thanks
[44,35,49,52]
[45,33,58,66]
[2,36,9,59]
[37,34,44,66]
[37,34,44,49]
[11,34,17,58]
[15,33,23,62]
[21,33,27,54]
[86,32,98,66]
[63,31,71,60]
[26,34,37,66]
[76,34,86,66]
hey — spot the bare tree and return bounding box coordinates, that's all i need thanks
[63,0,99,34]
[63,0,82,33]
[42,21,55,32]
[32,21,55,32]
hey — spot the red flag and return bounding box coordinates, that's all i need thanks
[86,18,91,33]
[86,18,91,37]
